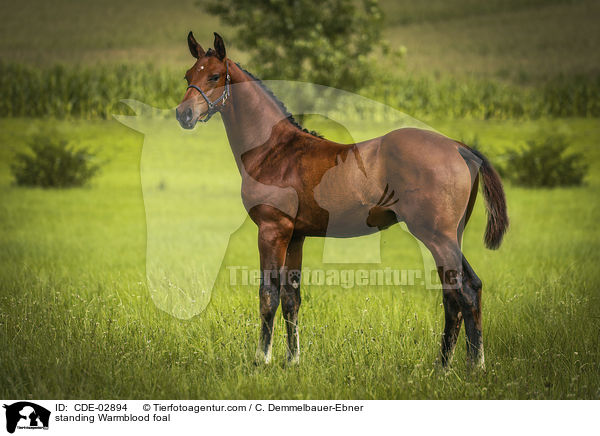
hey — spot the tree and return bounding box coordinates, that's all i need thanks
[201,0,392,91]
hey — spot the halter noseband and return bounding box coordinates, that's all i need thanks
[186,61,231,123]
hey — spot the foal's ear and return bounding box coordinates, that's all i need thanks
[187,31,205,58]
[213,32,226,61]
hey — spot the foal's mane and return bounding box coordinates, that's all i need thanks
[236,64,323,138]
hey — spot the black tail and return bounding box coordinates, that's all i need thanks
[468,148,509,249]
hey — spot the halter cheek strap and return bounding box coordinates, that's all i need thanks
[186,61,231,123]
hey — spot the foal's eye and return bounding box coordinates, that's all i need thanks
[208,74,220,82]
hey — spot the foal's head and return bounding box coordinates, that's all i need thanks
[176,32,229,129]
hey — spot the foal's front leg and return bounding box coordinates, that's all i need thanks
[255,217,294,364]
[281,235,304,364]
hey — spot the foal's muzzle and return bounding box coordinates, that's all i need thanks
[175,106,199,129]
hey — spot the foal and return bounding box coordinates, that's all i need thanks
[176,33,508,368]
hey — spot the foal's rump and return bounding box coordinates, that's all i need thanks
[377,127,508,249]
[312,127,477,238]
[378,128,475,234]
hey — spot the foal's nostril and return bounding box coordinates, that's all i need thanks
[176,106,194,126]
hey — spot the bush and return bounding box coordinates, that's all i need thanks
[11,134,101,188]
[501,136,588,187]
[202,0,392,92]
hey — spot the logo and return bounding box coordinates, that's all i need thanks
[3,402,50,433]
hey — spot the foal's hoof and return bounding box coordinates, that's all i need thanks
[286,354,300,366]
[433,359,453,374]
[467,361,486,372]
[467,353,486,372]
[434,352,454,371]
[254,349,272,366]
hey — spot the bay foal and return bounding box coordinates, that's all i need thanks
[176,33,508,368]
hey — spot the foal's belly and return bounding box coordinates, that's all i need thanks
[295,138,399,237]
[307,189,399,237]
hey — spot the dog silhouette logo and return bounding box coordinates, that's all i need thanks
[3,402,50,433]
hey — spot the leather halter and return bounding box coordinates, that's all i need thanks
[186,61,231,122]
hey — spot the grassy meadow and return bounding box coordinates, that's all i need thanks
[1,117,599,399]
[1,0,599,399]
[1,0,598,82]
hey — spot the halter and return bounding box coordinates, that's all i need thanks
[186,61,231,123]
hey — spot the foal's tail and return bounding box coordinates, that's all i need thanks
[468,147,509,250]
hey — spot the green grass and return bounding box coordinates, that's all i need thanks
[0,0,236,67]
[1,0,598,83]
[382,0,600,81]
[1,0,598,122]
[1,117,599,399]
[1,0,598,400]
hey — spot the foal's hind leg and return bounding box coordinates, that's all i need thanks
[409,228,483,368]
[431,242,485,369]
[440,291,462,367]
[461,255,484,368]
[422,235,465,368]
[433,241,485,369]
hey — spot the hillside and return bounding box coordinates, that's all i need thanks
[0,0,598,83]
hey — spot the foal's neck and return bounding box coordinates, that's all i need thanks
[219,61,298,168]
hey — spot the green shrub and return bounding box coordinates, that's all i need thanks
[501,136,588,188]
[11,134,101,188]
